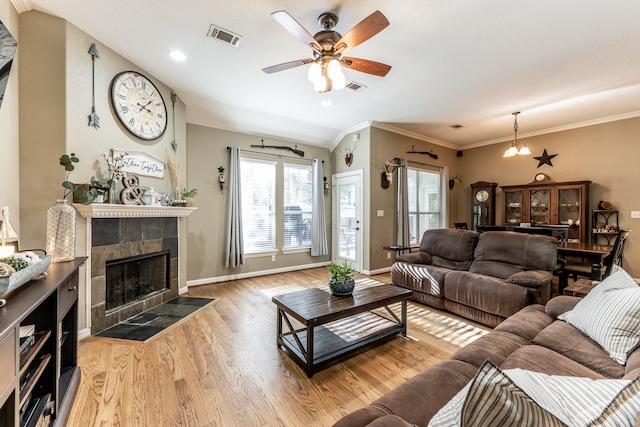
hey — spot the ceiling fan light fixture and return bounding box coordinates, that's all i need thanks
[327,59,342,79]
[313,75,328,92]
[307,62,321,82]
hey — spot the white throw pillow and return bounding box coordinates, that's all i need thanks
[558,267,640,364]
[428,361,640,427]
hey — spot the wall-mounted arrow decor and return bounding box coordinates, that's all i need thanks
[88,43,100,128]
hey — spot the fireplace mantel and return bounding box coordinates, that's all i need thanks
[74,204,197,218]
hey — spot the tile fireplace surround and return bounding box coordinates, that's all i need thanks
[75,205,195,335]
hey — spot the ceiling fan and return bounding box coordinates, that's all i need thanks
[262,10,392,93]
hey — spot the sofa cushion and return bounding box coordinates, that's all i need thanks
[417,229,479,271]
[532,320,625,379]
[500,345,607,379]
[427,360,564,427]
[558,267,640,365]
[493,304,552,342]
[451,331,530,368]
[472,231,557,273]
[444,271,529,318]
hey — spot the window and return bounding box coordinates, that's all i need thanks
[283,163,312,248]
[408,168,442,245]
[240,158,276,253]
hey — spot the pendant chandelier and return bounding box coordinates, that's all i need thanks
[503,112,531,157]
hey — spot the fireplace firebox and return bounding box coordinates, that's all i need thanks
[105,250,170,312]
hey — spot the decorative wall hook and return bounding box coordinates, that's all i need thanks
[448,174,462,190]
[218,166,225,192]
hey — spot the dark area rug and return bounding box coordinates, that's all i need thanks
[96,296,214,342]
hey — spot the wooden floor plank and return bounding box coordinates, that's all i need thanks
[68,268,489,426]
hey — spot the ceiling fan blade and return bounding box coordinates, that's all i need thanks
[262,58,314,74]
[342,57,391,77]
[334,10,389,54]
[271,11,322,53]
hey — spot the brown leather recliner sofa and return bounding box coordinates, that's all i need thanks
[391,229,557,327]
[333,296,640,427]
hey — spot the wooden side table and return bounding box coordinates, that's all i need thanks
[562,278,595,297]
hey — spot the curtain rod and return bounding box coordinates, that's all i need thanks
[227,147,323,163]
[407,159,443,170]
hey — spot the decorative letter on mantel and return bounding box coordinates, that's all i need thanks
[112,149,165,178]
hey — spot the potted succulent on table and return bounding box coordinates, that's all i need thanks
[327,260,356,296]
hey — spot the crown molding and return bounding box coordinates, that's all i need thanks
[9,0,33,13]
[370,121,458,149]
[331,121,372,150]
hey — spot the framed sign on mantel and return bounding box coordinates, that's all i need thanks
[112,149,165,178]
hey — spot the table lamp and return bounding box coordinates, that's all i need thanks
[0,207,18,258]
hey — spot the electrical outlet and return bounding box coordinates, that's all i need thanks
[387,252,391,259]
[271,255,276,261]
[632,211,640,219]
[377,210,384,217]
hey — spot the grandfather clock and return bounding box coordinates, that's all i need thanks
[471,181,497,230]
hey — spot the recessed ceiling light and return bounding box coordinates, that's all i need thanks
[322,99,333,107]
[169,50,186,61]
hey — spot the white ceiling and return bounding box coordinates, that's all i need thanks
[19,0,640,150]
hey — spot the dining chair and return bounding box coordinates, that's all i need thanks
[454,222,468,230]
[560,229,631,288]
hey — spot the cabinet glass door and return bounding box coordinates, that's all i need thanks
[504,191,522,225]
[558,188,582,241]
[530,190,550,225]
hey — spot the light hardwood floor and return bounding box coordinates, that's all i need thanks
[67,268,489,427]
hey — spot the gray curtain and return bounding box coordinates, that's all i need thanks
[225,146,244,267]
[396,157,410,246]
[311,159,328,256]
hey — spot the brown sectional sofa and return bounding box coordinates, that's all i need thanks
[333,296,640,427]
[392,229,557,327]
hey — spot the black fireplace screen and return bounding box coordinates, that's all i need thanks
[105,250,170,311]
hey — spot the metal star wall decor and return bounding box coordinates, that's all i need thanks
[534,149,558,168]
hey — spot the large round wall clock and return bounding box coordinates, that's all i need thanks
[110,71,168,140]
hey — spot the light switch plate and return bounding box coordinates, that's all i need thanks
[377,210,384,217]
[631,211,640,218]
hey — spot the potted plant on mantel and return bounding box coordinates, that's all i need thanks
[181,188,198,207]
[327,260,356,296]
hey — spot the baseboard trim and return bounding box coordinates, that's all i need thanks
[78,327,91,340]
[186,261,331,287]
[362,266,392,276]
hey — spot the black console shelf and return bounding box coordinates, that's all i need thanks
[0,257,85,427]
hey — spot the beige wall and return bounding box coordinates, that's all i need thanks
[457,117,640,277]
[369,128,459,271]
[185,124,331,281]
[0,1,19,231]
[18,11,187,331]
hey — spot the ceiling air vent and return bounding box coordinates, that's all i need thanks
[207,24,242,47]
[346,81,367,92]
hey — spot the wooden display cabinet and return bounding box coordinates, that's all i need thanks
[0,258,84,427]
[501,175,591,242]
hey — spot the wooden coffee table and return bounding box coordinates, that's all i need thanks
[272,284,412,377]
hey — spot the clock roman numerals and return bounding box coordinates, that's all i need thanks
[111,71,168,140]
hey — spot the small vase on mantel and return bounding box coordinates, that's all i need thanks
[45,199,76,262]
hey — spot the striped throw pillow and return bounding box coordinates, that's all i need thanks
[505,368,640,426]
[558,267,640,364]
[428,360,565,427]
